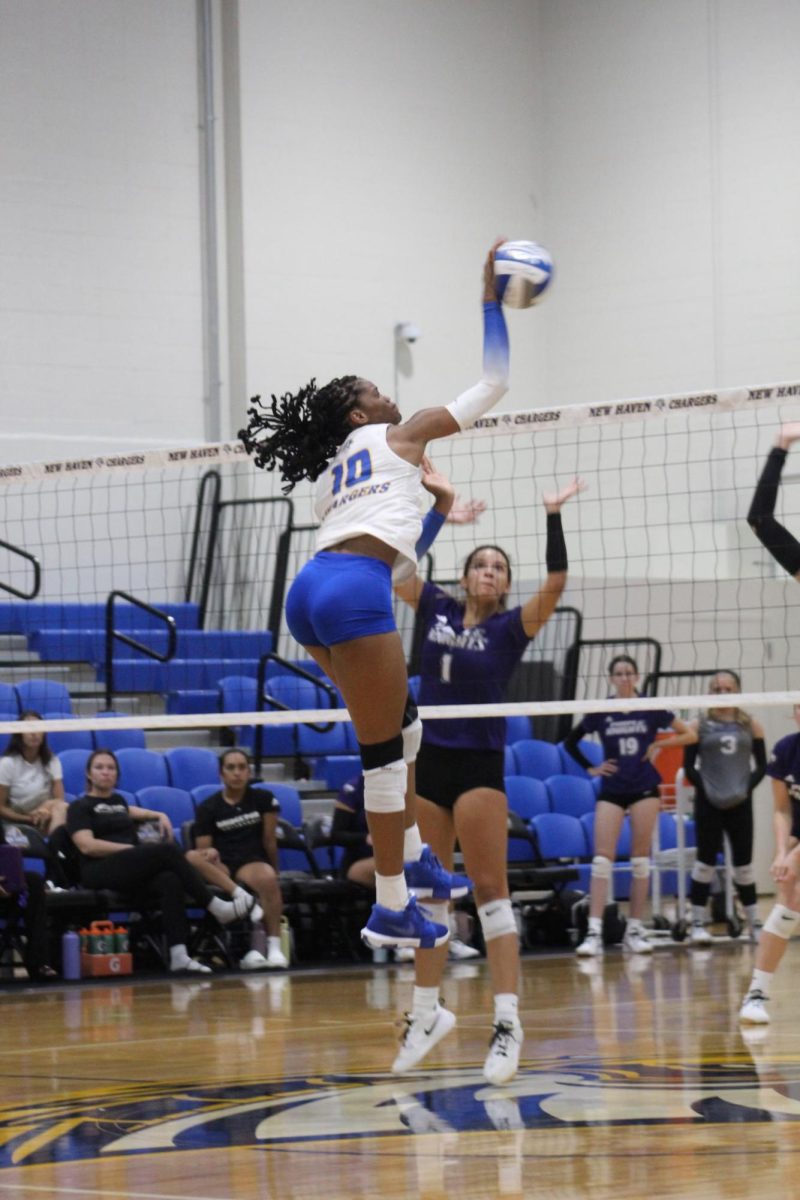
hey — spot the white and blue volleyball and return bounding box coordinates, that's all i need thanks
[494,240,553,308]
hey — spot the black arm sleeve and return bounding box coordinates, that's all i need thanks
[683,743,703,790]
[545,511,567,573]
[562,721,592,770]
[747,447,800,577]
[748,737,768,793]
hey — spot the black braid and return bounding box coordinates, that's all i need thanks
[238,376,361,493]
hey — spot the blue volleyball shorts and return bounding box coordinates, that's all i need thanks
[285,552,397,647]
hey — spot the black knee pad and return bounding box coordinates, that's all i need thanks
[359,733,404,771]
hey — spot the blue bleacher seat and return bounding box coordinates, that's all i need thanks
[505,775,550,821]
[92,712,146,752]
[191,783,221,808]
[115,748,169,793]
[313,754,361,792]
[545,774,596,819]
[509,738,561,781]
[504,745,516,776]
[0,601,200,636]
[558,737,604,777]
[255,782,310,873]
[101,658,263,693]
[16,679,72,716]
[58,748,93,797]
[506,715,532,745]
[0,683,18,719]
[164,747,220,792]
[218,675,295,756]
[531,812,592,890]
[407,675,420,702]
[44,719,94,755]
[135,786,196,847]
[166,690,219,716]
[296,721,349,757]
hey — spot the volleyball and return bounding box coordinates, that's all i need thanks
[494,240,553,308]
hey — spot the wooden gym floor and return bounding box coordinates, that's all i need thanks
[0,937,799,1200]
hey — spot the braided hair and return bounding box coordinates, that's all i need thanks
[239,376,363,493]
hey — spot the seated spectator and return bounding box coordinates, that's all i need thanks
[67,749,257,974]
[0,712,67,836]
[186,749,288,970]
[331,774,375,890]
[0,839,57,980]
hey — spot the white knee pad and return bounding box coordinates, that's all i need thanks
[591,855,612,881]
[631,856,651,880]
[478,898,518,942]
[402,717,423,765]
[691,861,716,884]
[764,904,800,940]
[732,863,755,888]
[363,760,407,814]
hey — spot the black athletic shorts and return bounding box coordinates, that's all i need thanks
[415,742,505,811]
[597,787,660,812]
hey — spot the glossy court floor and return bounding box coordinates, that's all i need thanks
[1,937,799,1200]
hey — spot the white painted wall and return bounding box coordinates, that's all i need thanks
[0,0,205,463]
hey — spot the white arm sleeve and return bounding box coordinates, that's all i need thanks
[445,376,509,431]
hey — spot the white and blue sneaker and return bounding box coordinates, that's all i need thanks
[404,845,472,900]
[361,896,450,951]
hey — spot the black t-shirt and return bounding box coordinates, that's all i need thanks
[66,793,138,856]
[193,786,278,866]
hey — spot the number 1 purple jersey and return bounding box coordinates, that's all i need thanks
[582,708,675,795]
[416,582,530,752]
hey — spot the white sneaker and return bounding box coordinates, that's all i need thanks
[265,944,289,969]
[623,926,653,954]
[483,1019,523,1086]
[393,946,416,963]
[739,989,770,1024]
[449,938,480,960]
[576,931,603,958]
[391,1003,457,1073]
[239,949,270,971]
[170,958,212,975]
[689,923,713,946]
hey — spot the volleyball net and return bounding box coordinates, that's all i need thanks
[0,378,797,748]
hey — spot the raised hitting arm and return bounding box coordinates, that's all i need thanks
[747,423,800,581]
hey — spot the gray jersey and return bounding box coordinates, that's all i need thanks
[696,717,753,808]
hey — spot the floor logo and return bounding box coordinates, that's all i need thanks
[2,1055,798,1166]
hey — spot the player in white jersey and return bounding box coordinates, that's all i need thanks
[240,241,513,950]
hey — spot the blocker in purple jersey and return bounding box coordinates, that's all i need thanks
[767,731,800,835]
[416,582,529,753]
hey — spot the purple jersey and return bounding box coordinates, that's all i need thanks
[581,708,675,796]
[767,732,800,828]
[416,582,530,752]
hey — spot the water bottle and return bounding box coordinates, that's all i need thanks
[62,929,81,981]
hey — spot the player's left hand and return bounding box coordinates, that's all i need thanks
[543,478,587,513]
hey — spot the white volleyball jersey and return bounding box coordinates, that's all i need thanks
[314,424,422,581]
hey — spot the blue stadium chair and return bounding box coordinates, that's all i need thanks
[115,748,169,793]
[296,720,349,757]
[545,774,596,819]
[505,775,550,822]
[164,747,220,792]
[504,745,516,776]
[314,755,361,791]
[509,738,561,781]
[44,718,94,755]
[58,748,93,797]
[505,715,532,745]
[219,676,295,756]
[407,675,420,703]
[558,737,604,777]
[0,683,18,719]
[191,783,221,808]
[342,722,359,754]
[166,690,219,716]
[16,679,72,715]
[91,712,147,752]
[530,812,591,890]
[255,782,311,873]
[135,786,195,847]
